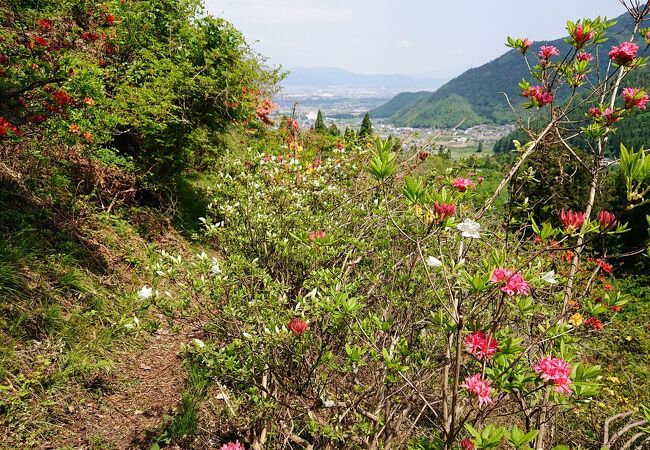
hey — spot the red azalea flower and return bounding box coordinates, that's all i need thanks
[37,19,51,31]
[585,317,604,330]
[80,32,99,41]
[572,25,593,48]
[610,305,622,312]
[34,36,48,47]
[83,131,93,141]
[597,210,616,230]
[434,202,456,222]
[560,209,586,233]
[106,14,116,25]
[576,51,593,62]
[52,90,73,106]
[460,438,475,450]
[287,318,309,335]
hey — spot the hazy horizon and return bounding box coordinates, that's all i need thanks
[205,0,627,78]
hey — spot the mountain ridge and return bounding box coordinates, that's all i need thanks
[282,66,446,91]
[371,12,636,129]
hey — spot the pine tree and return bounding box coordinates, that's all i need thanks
[477,141,484,153]
[358,112,373,140]
[314,110,327,134]
[329,123,341,137]
[344,127,356,142]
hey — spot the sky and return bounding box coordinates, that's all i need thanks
[204,0,628,78]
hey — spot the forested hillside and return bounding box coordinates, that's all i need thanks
[374,12,636,129]
[368,91,432,118]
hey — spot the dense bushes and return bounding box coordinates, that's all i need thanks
[0,0,281,185]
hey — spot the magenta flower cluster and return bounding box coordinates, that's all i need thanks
[490,268,530,296]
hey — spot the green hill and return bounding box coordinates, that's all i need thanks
[368,91,431,118]
[375,12,635,129]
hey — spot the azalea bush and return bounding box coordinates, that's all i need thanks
[0,0,280,186]
[139,4,650,450]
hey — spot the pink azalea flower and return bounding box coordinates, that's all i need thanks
[539,45,559,60]
[308,230,326,241]
[588,106,601,117]
[521,38,533,54]
[576,51,593,62]
[533,356,572,395]
[608,42,638,65]
[622,88,648,110]
[465,331,498,360]
[256,98,277,124]
[220,442,244,450]
[461,374,493,406]
[601,107,620,125]
[490,269,530,296]
[560,209,586,233]
[452,178,476,192]
[522,86,554,106]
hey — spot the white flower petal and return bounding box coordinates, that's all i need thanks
[542,270,557,284]
[457,218,481,239]
[138,285,153,299]
[426,256,443,267]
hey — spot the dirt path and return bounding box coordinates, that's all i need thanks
[50,320,195,449]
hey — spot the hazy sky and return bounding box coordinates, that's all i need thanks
[205,0,627,77]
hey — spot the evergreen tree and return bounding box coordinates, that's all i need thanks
[344,127,356,142]
[328,123,341,137]
[359,112,373,140]
[477,141,484,153]
[314,110,327,134]
[437,145,445,157]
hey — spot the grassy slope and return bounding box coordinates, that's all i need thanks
[0,167,209,446]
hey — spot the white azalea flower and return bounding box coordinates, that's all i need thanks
[211,257,222,275]
[426,256,443,267]
[542,270,558,284]
[457,218,481,239]
[138,285,153,299]
[192,338,205,348]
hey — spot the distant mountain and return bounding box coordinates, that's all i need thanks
[369,91,431,118]
[374,12,635,129]
[282,67,445,91]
